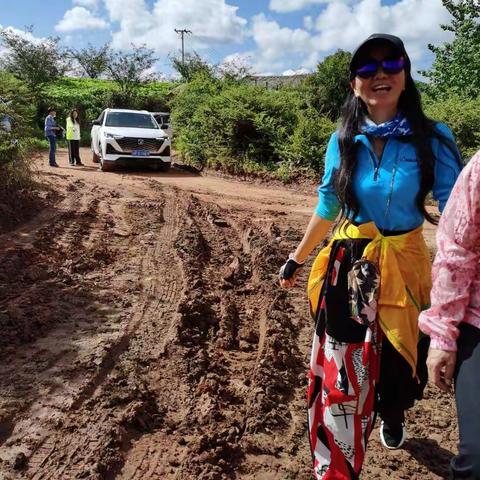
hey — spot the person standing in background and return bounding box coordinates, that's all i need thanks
[44,107,61,167]
[66,109,83,166]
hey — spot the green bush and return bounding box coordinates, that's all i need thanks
[302,50,352,120]
[0,73,35,188]
[424,94,480,160]
[171,73,336,178]
[203,84,299,168]
[170,73,221,167]
[286,108,336,176]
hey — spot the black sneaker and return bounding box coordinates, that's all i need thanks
[379,421,406,449]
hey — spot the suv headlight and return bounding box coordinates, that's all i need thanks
[104,132,124,139]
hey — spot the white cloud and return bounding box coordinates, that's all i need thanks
[55,7,109,32]
[73,0,99,7]
[312,0,453,68]
[247,0,453,75]
[104,0,247,54]
[250,14,313,73]
[283,67,311,75]
[304,15,314,30]
[269,0,335,13]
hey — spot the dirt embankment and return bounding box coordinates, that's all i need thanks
[0,148,457,480]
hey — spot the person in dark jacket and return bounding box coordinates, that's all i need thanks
[44,107,62,167]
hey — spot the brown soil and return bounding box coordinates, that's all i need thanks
[0,148,457,480]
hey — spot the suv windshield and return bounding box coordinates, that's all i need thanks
[105,112,158,129]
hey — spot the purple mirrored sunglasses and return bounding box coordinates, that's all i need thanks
[355,56,406,79]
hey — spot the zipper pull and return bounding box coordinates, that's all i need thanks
[374,167,379,181]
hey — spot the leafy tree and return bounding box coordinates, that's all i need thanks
[0,26,66,93]
[0,72,34,195]
[67,43,111,79]
[217,56,252,82]
[171,52,214,82]
[106,44,158,98]
[422,0,480,98]
[304,50,352,120]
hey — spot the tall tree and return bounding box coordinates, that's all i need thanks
[422,0,480,98]
[0,27,66,92]
[67,43,111,79]
[171,52,213,82]
[0,72,34,165]
[106,44,158,97]
[304,50,352,120]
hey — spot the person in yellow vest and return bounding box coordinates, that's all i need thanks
[279,34,463,479]
[66,109,83,166]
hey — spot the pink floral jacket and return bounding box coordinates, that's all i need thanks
[419,150,480,351]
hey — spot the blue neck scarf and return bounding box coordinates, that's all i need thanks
[360,112,412,138]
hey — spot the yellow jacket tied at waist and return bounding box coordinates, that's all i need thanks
[307,221,431,374]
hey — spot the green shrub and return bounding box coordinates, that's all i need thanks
[302,50,351,120]
[25,137,49,150]
[0,73,35,190]
[172,75,307,173]
[286,108,336,176]
[171,73,337,178]
[170,73,221,167]
[424,94,480,160]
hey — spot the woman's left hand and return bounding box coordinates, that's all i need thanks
[426,348,457,392]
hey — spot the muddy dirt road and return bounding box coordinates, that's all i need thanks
[0,148,457,480]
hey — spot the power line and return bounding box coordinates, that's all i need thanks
[174,28,192,66]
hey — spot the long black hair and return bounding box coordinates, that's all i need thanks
[69,109,79,124]
[335,72,462,226]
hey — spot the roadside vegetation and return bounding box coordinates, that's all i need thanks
[0,0,478,194]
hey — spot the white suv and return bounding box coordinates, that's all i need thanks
[91,108,171,171]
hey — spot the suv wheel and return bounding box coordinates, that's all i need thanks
[99,152,115,172]
[92,145,100,163]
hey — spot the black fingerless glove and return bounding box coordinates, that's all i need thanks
[279,254,304,280]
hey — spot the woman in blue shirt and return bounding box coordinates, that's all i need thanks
[280,34,462,479]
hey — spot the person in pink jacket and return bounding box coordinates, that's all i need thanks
[419,150,480,480]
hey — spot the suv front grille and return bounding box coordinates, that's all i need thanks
[116,137,164,153]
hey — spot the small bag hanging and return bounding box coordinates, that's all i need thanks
[348,258,380,326]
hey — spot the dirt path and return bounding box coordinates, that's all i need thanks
[0,148,457,480]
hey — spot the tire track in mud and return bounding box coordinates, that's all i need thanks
[0,193,186,479]
[114,195,310,480]
[1,172,312,480]
[0,178,132,473]
[0,181,110,445]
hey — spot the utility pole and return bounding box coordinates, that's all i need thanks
[174,28,192,66]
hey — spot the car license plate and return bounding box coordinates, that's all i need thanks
[132,150,150,157]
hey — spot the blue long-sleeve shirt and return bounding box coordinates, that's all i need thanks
[315,123,462,231]
[44,115,57,137]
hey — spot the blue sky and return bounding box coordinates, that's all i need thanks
[1,0,453,77]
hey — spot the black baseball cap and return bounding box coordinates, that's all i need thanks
[349,33,411,79]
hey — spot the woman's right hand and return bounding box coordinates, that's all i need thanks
[279,256,304,289]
